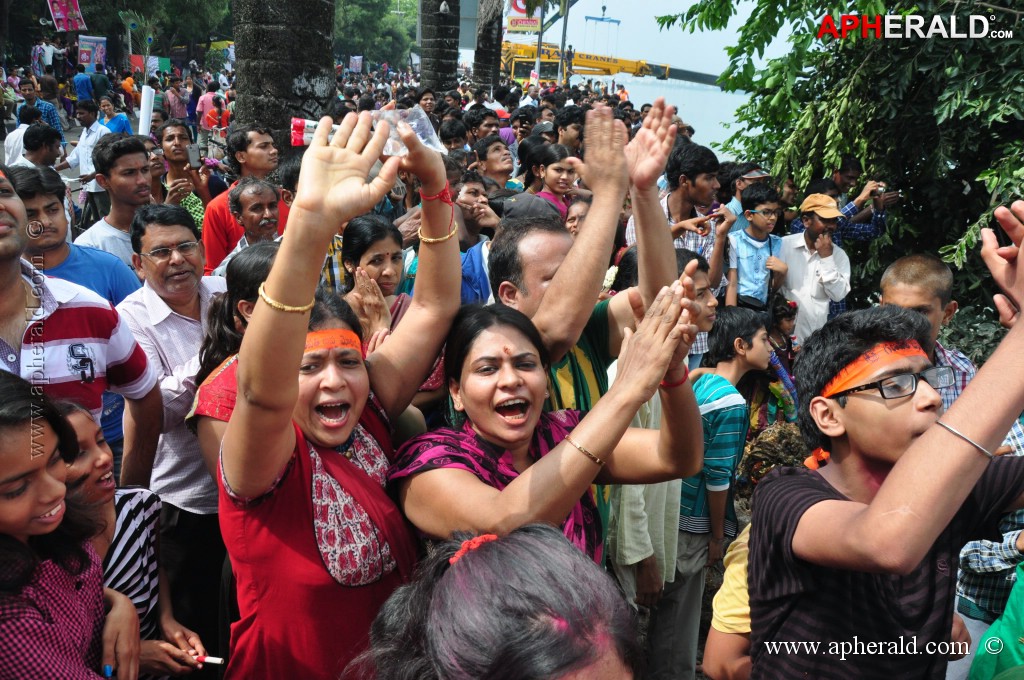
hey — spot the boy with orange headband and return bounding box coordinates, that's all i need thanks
[745,201,1024,679]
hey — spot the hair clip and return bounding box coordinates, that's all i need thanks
[449,534,499,564]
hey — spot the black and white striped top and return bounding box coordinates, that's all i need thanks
[103,488,161,642]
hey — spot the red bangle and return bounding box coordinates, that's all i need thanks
[420,181,453,206]
[659,367,690,389]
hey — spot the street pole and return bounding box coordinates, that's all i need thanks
[533,3,545,86]
[557,0,569,85]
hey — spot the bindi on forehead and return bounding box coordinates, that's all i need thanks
[503,346,513,356]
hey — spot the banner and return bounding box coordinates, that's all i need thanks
[349,55,363,73]
[78,36,107,73]
[48,0,87,33]
[507,17,540,32]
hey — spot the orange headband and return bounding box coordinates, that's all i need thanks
[821,339,927,398]
[304,329,363,357]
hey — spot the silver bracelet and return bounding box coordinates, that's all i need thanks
[935,420,995,460]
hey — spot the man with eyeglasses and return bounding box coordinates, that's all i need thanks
[778,193,851,344]
[116,203,227,665]
[880,253,1024,679]
[746,209,1024,677]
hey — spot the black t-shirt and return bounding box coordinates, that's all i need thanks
[749,459,1024,679]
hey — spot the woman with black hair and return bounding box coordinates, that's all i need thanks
[58,400,208,678]
[369,525,642,680]
[0,372,140,679]
[215,112,461,678]
[390,283,705,563]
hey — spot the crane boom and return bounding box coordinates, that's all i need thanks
[500,41,722,88]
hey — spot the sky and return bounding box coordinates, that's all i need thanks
[455,1,795,151]
[461,0,794,79]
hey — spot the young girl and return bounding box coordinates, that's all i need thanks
[530,144,586,221]
[767,292,799,376]
[58,401,207,679]
[0,372,140,679]
[738,293,799,438]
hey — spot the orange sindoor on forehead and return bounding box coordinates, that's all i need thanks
[821,339,928,398]
[503,346,513,356]
[304,329,363,357]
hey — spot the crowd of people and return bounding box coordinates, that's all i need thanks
[3,39,1024,680]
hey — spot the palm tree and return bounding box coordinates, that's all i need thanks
[232,0,336,146]
[419,0,460,90]
[472,0,502,90]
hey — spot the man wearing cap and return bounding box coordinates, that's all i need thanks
[724,162,770,234]
[778,194,850,343]
[531,121,557,144]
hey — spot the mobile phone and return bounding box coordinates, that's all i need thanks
[186,144,202,169]
[466,150,478,166]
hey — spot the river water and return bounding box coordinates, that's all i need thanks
[573,73,750,159]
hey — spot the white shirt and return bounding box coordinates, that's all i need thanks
[41,44,56,66]
[778,232,851,343]
[75,218,136,270]
[64,120,110,192]
[4,124,29,164]
[116,277,227,514]
[519,94,537,108]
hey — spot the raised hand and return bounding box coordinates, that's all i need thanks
[292,113,400,238]
[982,200,1024,323]
[565,105,628,198]
[624,97,677,191]
[614,282,693,404]
[393,119,447,195]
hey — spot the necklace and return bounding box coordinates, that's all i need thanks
[334,431,356,460]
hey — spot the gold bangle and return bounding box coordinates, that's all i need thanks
[417,207,458,244]
[258,282,315,313]
[565,434,604,466]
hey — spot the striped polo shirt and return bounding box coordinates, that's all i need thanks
[1,259,157,422]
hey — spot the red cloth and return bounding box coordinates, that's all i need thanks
[202,181,289,274]
[218,401,415,679]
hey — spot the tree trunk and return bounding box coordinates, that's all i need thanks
[419,0,460,91]
[472,0,502,91]
[232,0,336,155]
[0,0,12,64]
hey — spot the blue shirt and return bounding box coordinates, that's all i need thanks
[48,244,141,442]
[48,244,141,306]
[679,374,747,537]
[726,196,748,234]
[16,99,65,144]
[73,72,94,102]
[728,230,782,305]
[100,113,133,135]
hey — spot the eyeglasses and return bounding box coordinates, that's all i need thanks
[140,241,200,263]
[829,366,954,400]
[749,209,783,220]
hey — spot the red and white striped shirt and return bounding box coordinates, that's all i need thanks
[1,260,158,423]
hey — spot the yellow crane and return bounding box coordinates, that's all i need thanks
[501,41,720,88]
